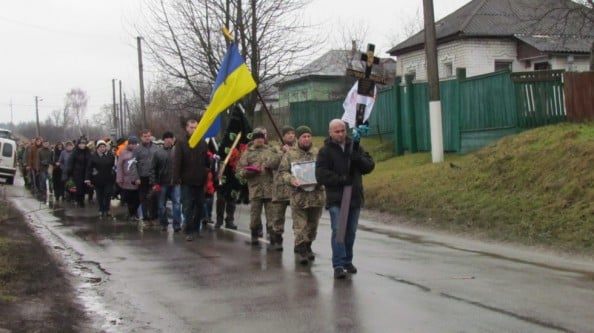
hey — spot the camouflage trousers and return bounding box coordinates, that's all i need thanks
[269,200,290,235]
[249,198,275,232]
[291,206,323,246]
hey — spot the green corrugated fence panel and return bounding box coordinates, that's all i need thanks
[512,70,566,128]
[460,71,517,131]
[289,100,343,135]
[368,87,396,136]
[412,83,431,151]
[289,87,397,137]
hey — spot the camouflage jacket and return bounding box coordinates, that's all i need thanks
[236,142,275,200]
[268,142,295,202]
[278,145,325,209]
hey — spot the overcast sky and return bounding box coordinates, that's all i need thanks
[0,0,471,126]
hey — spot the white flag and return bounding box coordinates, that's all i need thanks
[341,81,377,128]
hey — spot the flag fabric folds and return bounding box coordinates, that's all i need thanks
[189,43,257,147]
[341,81,376,128]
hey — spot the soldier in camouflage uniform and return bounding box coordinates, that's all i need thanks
[267,125,296,251]
[236,127,276,245]
[278,125,325,265]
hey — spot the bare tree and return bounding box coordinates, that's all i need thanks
[49,109,64,127]
[64,89,89,137]
[385,6,424,48]
[137,0,319,120]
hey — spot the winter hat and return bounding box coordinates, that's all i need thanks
[78,137,88,145]
[162,131,174,140]
[252,132,266,140]
[127,135,139,144]
[295,125,312,138]
[96,140,107,148]
[281,125,295,136]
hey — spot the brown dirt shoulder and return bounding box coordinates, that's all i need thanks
[0,206,88,333]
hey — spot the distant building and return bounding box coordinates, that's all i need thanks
[388,0,594,80]
[276,42,396,115]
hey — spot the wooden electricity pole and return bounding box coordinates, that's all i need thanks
[137,36,147,130]
[35,96,41,137]
[119,80,123,138]
[112,79,117,137]
[423,0,444,163]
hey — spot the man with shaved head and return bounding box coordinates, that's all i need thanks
[316,119,375,279]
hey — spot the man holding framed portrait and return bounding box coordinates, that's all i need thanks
[278,125,325,265]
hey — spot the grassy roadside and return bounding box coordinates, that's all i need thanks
[352,122,594,255]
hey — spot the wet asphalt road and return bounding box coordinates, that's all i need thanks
[5,182,594,333]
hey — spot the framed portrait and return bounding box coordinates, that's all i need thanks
[291,161,317,186]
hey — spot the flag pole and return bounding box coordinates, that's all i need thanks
[218,131,242,185]
[221,27,283,141]
[255,90,283,141]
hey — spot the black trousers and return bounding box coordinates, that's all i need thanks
[122,189,140,216]
[94,183,113,213]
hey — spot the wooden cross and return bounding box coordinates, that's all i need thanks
[345,43,387,126]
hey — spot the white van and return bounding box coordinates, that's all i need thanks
[0,138,17,185]
[0,128,12,139]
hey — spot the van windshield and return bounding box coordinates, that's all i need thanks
[0,130,11,139]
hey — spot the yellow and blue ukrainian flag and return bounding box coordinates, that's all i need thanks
[189,42,257,147]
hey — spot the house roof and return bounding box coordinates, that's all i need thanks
[388,0,594,55]
[276,49,391,87]
[515,35,593,53]
[276,50,352,87]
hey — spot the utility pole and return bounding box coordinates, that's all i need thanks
[119,80,123,138]
[35,96,41,137]
[124,93,128,135]
[9,99,13,130]
[137,36,147,129]
[423,0,444,163]
[112,79,118,138]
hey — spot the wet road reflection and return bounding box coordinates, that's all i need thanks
[7,187,594,333]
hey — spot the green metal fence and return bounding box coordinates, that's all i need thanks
[288,69,567,155]
[511,70,566,127]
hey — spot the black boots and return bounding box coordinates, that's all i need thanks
[305,242,315,261]
[294,243,309,265]
[250,228,260,245]
[268,233,283,251]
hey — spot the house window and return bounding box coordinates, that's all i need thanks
[534,62,551,70]
[444,62,453,77]
[406,70,416,81]
[494,60,513,72]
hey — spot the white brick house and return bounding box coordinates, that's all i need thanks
[388,0,593,81]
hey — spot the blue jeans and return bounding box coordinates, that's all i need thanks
[39,169,49,193]
[158,184,181,229]
[329,206,360,269]
[181,185,205,234]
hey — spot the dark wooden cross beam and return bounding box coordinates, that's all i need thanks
[345,43,387,126]
[336,43,388,245]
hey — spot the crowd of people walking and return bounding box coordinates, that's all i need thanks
[16,117,375,279]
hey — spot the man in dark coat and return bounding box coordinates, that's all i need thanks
[85,140,116,218]
[172,118,210,241]
[315,119,375,279]
[150,131,182,232]
[68,137,91,207]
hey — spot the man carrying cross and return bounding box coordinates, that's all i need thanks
[316,119,374,279]
[316,43,380,279]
